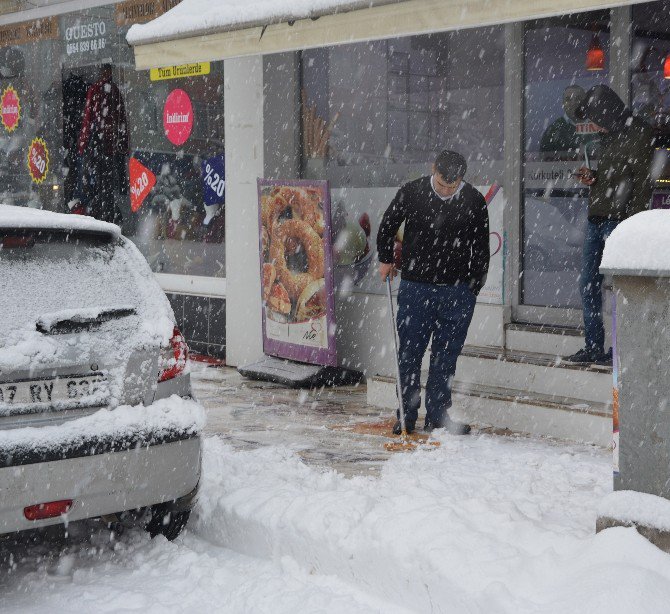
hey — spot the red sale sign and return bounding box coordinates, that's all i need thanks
[163,88,193,146]
[1,86,20,132]
[129,157,156,212]
[27,138,49,184]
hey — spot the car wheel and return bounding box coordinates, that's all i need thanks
[145,504,190,541]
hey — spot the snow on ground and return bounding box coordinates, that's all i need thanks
[3,431,670,613]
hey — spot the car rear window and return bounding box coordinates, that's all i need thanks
[0,231,148,345]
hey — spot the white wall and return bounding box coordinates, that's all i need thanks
[224,56,265,367]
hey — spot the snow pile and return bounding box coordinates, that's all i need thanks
[126,0,400,45]
[0,395,204,451]
[193,434,670,613]
[598,489,670,531]
[0,204,120,238]
[5,434,670,612]
[601,210,670,274]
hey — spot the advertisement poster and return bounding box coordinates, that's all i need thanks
[258,179,337,366]
[27,137,49,184]
[129,156,156,212]
[163,89,193,146]
[1,85,20,132]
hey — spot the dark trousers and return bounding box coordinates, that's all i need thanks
[580,219,619,352]
[396,279,476,426]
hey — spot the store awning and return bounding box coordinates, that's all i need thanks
[129,0,649,69]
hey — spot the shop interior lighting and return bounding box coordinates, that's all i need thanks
[586,33,605,71]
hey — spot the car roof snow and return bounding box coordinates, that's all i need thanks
[0,204,121,239]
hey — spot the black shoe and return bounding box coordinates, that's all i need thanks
[594,347,613,367]
[392,419,415,435]
[565,347,601,363]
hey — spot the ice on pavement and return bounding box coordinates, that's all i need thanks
[5,430,670,613]
[601,209,670,274]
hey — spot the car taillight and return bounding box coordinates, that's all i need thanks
[24,499,73,521]
[158,326,188,382]
[1,235,35,249]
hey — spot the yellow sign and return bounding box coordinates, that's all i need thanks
[150,62,210,81]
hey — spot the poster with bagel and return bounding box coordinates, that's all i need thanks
[258,179,337,366]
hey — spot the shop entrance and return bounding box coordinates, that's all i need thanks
[520,12,610,325]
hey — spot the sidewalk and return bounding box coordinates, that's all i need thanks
[191,363,394,477]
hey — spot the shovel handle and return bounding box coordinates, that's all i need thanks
[386,276,407,434]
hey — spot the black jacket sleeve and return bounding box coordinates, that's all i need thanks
[377,185,408,264]
[469,193,490,295]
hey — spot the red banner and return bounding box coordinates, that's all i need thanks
[129,157,156,212]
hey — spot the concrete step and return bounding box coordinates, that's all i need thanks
[506,323,584,357]
[457,346,612,404]
[367,347,614,446]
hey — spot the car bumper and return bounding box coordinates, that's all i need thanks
[0,433,201,535]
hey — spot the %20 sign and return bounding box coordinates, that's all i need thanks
[202,156,225,205]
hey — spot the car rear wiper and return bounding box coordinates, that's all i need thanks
[36,306,136,335]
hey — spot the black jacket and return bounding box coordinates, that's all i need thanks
[377,176,490,293]
[575,85,655,220]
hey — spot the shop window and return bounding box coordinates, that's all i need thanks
[301,28,505,189]
[0,5,225,280]
[632,2,670,144]
[522,12,611,309]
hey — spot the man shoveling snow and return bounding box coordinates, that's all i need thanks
[377,150,490,436]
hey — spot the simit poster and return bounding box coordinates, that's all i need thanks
[257,179,337,366]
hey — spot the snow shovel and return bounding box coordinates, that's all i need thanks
[383,276,439,452]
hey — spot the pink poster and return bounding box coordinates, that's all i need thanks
[163,89,193,146]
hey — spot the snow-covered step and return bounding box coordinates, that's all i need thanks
[367,348,613,446]
[506,323,584,357]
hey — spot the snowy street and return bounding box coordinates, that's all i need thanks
[3,363,670,613]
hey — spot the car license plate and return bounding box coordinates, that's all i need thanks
[0,374,109,413]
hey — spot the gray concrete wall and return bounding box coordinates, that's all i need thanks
[615,275,670,497]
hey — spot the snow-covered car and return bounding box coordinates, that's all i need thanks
[0,205,203,540]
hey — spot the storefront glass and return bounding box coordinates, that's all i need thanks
[298,28,506,303]
[0,2,225,279]
[301,27,505,189]
[631,2,670,142]
[522,12,610,309]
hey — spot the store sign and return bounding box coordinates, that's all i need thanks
[163,88,193,146]
[65,21,107,56]
[27,138,49,184]
[202,155,225,205]
[129,157,156,212]
[1,86,20,132]
[652,191,670,209]
[150,62,210,81]
[115,0,181,26]
[257,179,337,366]
[0,16,59,48]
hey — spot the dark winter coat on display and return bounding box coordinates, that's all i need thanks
[377,176,490,294]
[575,84,655,221]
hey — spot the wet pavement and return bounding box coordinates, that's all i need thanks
[190,362,400,476]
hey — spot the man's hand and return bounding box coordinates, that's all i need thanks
[379,262,397,282]
[574,166,596,186]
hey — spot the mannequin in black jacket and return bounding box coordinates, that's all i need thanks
[377,150,490,435]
